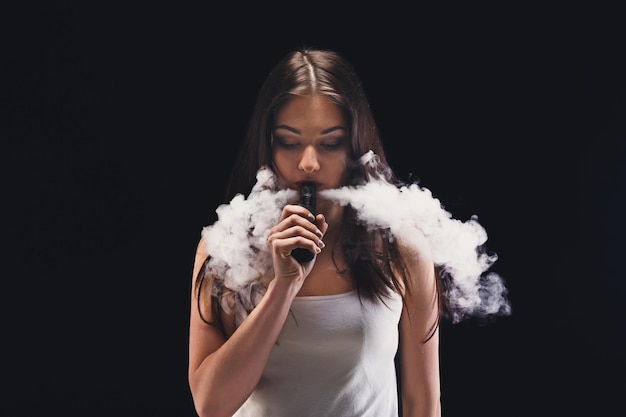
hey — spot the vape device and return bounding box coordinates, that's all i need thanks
[291,182,316,263]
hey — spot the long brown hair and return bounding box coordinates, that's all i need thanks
[195,47,441,341]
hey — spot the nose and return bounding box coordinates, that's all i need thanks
[298,145,320,173]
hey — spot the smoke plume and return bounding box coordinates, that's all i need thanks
[201,152,511,323]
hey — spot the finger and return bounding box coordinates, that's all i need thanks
[287,213,323,237]
[273,234,323,258]
[281,204,316,222]
[277,225,324,247]
[315,213,328,235]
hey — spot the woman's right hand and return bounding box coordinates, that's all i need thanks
[266,204,327,289]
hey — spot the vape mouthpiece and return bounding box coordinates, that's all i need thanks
[298,182,316,214]
[291,182,317,263]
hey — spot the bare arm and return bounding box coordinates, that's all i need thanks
[188,206,327,417]
[188,247,300,417]
[397,230,442,417]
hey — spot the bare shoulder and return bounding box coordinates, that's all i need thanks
[196,234,208,257]
[396,225,433,263]
[395,226,437,306]
[192,235,210,285]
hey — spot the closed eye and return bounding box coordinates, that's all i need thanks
[273,136,299,150]
[321,141,344,150]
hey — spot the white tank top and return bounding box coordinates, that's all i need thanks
[233,289,403,417]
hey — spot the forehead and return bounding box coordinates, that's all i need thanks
[275,94,346,128]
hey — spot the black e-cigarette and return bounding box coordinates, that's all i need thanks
[291,182,317,263]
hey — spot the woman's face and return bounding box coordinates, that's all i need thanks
[271,94,350,193]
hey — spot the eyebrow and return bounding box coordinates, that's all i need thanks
[274,125,347,135]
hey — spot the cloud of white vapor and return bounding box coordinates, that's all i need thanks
[201,167,296,292]
[201,152,511,323]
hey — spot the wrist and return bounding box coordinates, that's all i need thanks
[266,276,301,300]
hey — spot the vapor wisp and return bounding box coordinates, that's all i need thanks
[202,152,511,323]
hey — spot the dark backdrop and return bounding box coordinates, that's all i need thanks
[3,2,625,416]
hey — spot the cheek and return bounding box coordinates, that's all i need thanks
[327,155,350,187]
[271,151,290,178]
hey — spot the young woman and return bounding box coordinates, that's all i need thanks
[188,47,442,417]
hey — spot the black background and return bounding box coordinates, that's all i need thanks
[3,2,625,416]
